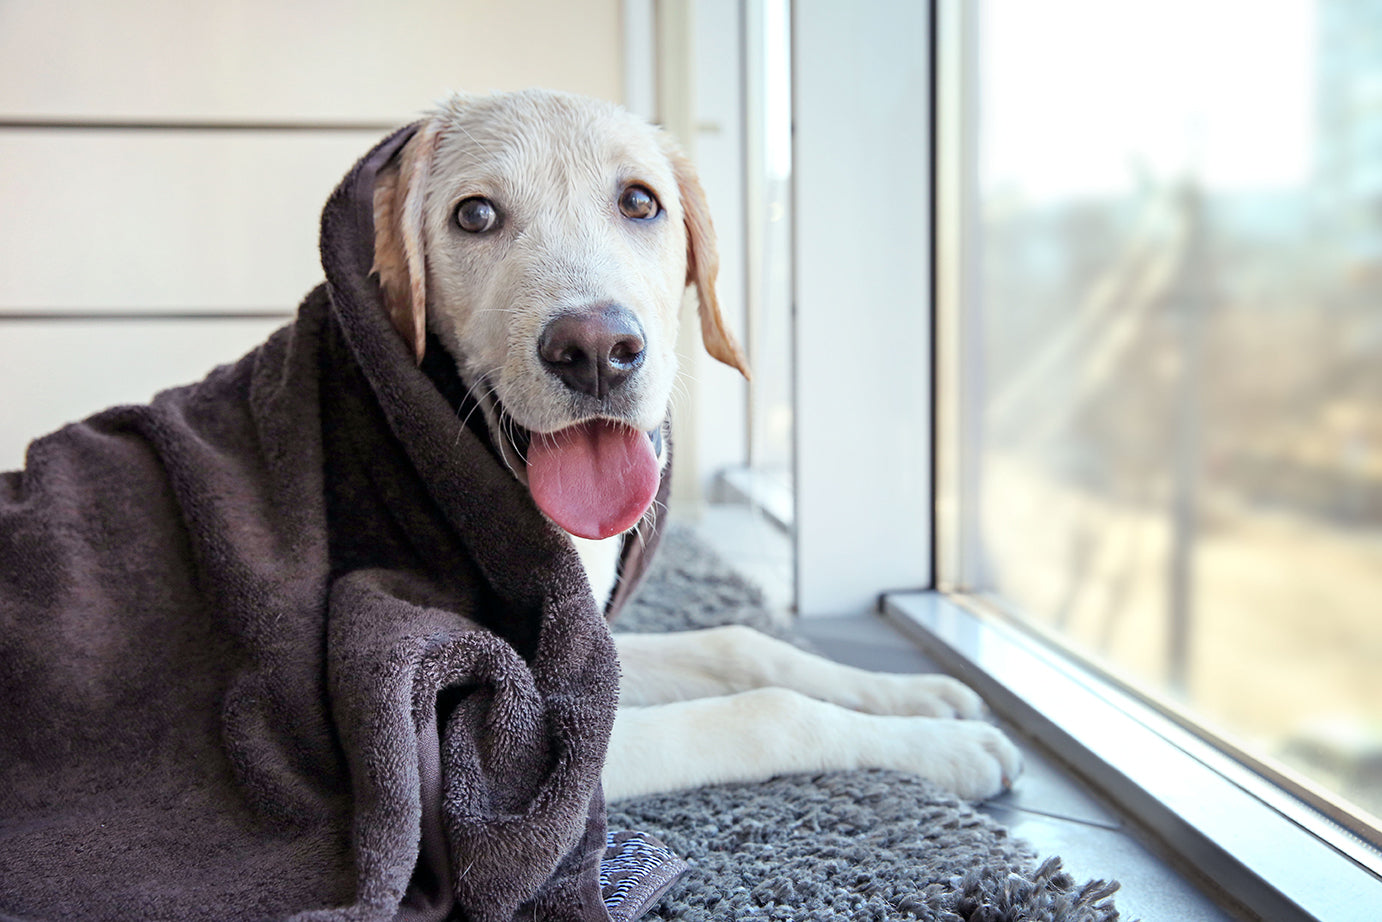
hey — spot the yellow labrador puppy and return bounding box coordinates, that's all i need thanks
[371,89,1021,803]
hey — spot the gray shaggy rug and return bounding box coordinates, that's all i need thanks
[610,525,1125,921]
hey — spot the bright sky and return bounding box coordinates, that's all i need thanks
[981,0,1316,199]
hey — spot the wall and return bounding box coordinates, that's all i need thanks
[0,0,623,469]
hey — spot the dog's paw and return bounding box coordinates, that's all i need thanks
[855,673,988,720]
[879,717,1024,800]
[945,720,1024,798]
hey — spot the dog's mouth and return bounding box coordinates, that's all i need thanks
[421,340,665,540]
[479,385,664,541]
[525,420,661,540]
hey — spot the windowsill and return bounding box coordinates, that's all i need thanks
[881,591,1382,922]
[712,466,794,533]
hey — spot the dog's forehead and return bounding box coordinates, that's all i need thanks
[427,92,676,205]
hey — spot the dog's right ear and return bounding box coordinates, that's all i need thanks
[372,122,439,365]
[662,139,751,381]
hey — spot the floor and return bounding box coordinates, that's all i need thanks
[685,502,1241,922]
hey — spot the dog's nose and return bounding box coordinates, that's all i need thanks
[538,306,646,399]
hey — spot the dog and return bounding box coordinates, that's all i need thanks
[370,89,1022,803]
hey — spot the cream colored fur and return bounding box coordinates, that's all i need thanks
[372,89,1021,804]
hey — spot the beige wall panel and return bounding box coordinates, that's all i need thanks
[0,129,387,310]
[0,318,287,471]
[0,0,624,121]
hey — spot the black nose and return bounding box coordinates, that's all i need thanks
[538,306,646,399]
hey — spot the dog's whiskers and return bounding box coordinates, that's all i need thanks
[452,369,504,447]
[669,377,693,407]
[453,123,491,159]
[499,413,527,474]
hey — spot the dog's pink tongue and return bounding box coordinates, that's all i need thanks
[527,421,659,540]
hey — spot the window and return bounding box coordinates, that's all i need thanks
[942,0,1382,847]
[741,0,795,531]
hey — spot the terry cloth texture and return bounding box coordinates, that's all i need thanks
[611,527,1127,922]
[0,125,669,922]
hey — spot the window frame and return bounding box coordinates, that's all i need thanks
[790,0,935,616]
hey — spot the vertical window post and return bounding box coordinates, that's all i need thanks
[792,0,934,615]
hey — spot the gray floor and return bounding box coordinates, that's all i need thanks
[685,503,1241,922]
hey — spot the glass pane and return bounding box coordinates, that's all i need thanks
[970,0,1382,830]
[743,0,795,529]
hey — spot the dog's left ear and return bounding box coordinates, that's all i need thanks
[372,121,439,364]
[665,142,751,380]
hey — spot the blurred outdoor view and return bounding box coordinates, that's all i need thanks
[972,0,1382,828]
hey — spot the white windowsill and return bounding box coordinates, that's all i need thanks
[714,466,794,533]
[883,591,1382,922]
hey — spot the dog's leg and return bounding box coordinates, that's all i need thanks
[615,625,985,718]
[603,689,1021,801]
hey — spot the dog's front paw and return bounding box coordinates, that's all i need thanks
[856,673,988,719]
[944,720,1024,799]
[878,717,1023,799]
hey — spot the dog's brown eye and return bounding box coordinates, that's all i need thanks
[456,197,499,233]
[618,184,660,221]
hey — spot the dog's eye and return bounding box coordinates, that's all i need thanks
[455,197,500,233]
[618,184,660,221]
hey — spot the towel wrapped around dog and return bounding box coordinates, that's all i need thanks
[0,125,670,922]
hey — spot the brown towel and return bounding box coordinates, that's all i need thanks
[0,124,668,922]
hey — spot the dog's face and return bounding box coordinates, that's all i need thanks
[372,90,748,539]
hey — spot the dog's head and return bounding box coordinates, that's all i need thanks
[370,90,748,540]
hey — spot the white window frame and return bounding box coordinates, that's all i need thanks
[636,0,935,617]
[791,0,934,616]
